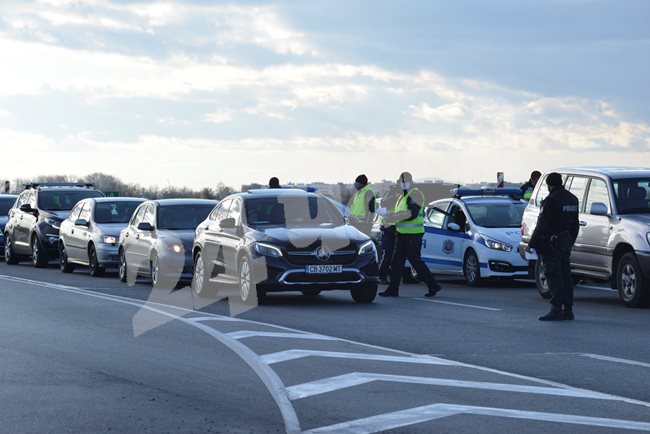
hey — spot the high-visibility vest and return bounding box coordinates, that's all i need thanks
[523,188,533,200]
[395,188,425,234]
[350,185,374,218]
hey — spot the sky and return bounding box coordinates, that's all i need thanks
[0,0,649,190]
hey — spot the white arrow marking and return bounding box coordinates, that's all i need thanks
[260,349,455,366]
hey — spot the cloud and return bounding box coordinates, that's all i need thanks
[407,102,466,121]
[204,109,233,124]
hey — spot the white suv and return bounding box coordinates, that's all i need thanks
[519,167,650,307]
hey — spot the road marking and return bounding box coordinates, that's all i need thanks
[305,403,650,433]
[187,316,241,322]
[227,331,336,341]
[260,349,455,366]
[581,353,650,369]
[286,372,609,401]
[577,284,617,292]
[414,297,502,311]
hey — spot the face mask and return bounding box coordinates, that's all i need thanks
[354,182,363,191]
[401,182,410,190]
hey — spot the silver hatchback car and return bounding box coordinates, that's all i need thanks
[520,167,650,307]
[59,197,146,276]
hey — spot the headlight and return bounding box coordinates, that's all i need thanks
[359,240,376,256]
[102,236,117,244]
[481,236,513,252]
[646,233,650,246]
[44,218,61,230]
[254,242,282,257]
[166,244,183,253]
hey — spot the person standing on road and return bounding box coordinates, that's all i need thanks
[348,174,376,236]
[377,184,401,284]
[269,177,281,188]
[376,172,442,298]
[520,171,541,200]
[3,180,9,193]
[526,172,580,321]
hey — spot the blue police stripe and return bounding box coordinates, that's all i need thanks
[422,256,488,269]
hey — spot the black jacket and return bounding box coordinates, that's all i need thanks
[529,186,580,252]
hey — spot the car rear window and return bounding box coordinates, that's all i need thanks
[94,201,145,224]
[0,197,15,214]
[156,204,214,230]
[38,190,104,211]
[613,178,650,214]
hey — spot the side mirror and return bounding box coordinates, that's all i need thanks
[589,202,608,216]
[74,219,90,227]
[19,204,36,214]
[447,222,461,231]
[220,217,237,229]
[137,222,154,231]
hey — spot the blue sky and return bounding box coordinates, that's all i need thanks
[0,0,648,189]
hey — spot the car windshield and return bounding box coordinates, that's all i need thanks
[0,197,15,215]
[465,201,526,228]
[37,190,104,211]
[245,195,345,228]
[613,178,650,214]
[156,204,214,230]
[94,201,144,224]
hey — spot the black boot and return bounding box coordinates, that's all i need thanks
[562,306,574,320]
[538,305,563,321]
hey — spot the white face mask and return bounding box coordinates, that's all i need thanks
[400,182,410,190]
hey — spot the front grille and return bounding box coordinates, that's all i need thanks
[286,245,358,266]
[283,271,361,284]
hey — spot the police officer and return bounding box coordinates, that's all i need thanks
[377,184,400,284]
[377,172,442,297]
[526,172,580,321]
[348,174,376,236]
[520,171,541,200]
[269,177,281,188]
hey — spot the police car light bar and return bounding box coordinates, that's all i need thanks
[452,188,522,198]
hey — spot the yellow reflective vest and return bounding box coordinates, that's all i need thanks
[395,188,425,234]
[350,185,374,219]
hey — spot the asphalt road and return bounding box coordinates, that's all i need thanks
[1,260,649,433]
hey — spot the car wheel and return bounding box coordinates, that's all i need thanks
[4,235,20,265]
[118,248,128,283]
[301,290,321,297]
[31,236,48,268]
[239,255,264,304]
[192,250,208,297]
[88,245,105,277]
[59,242,75,273]
[150,253,160,288]
[351,283,378,303]
[617,252,649,307]
[534,259,552,299]
[463,250,482,286]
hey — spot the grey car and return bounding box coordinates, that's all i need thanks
[0,194,18,255]
[58,197,146,276]
[118,198,216,287]
[520,167,650,307]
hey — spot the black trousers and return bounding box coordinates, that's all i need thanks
[542,233,574,307]
[378,226,396,280]
[386,232,440,294]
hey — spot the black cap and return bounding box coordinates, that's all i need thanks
[269,177,280,188]
[355,174,368,185]
[546,172,563,187]
[531,170,541,181]
[397,172,413,183]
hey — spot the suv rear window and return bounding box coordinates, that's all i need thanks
[38,190,104,211]
[613,178,650,214]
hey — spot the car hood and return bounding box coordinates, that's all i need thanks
[42,210,71,220]
[93,222,129,237]
[474,227,522,244]
[620,213,650,231]
[254,225,368,250]
[157,229,195,252]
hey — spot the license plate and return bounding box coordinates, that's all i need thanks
[305,265,342,274]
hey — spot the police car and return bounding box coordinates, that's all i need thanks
[420,188,528,285]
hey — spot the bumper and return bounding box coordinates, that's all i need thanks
[637,251,650,279]
[158,253,194,282]
[94,243,120,268]
[478,246,528,278]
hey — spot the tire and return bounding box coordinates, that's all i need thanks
[351,283,378,303]
[88,245,105,277]
[59,242,75,273]
[31,236,48,268]
[617,252,649,308]
[301,290,321,297]
[239,255,265,305]
[192,250,208,297]
[534,259,552,299]
[4,234,19,265]
[463,250,483,287]
[150,253,160,287]
[118,248,128,283]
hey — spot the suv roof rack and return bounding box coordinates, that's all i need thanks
[247,188,311,194]
[23,182,95,190]
[452,187,522,199]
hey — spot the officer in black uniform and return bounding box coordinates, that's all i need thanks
[526,172,580,321]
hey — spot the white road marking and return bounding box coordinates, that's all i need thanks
[414,297,502,311]
[227,331,336,341]
[260,349,455,366]
[581,353,650,369]
[286,372,610,401]
[187,316,242,322]
[305,403,650,433]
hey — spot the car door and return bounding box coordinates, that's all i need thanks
[135,203,157,272]
[218,198,244,282]
[123,203,147,271]
[565,176,590,268]
[62,201,86,261]
[443,203,470,274]
[11,192,32,253]
[578,177,613,274]
[203,199,232,283]
[422,199,454,273]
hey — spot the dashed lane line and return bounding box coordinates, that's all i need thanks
[414,297,502,311]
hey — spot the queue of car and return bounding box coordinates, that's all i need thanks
[2,167,649,308]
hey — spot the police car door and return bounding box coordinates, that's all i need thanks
[444,203,469,275]
[422,200,454,273]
